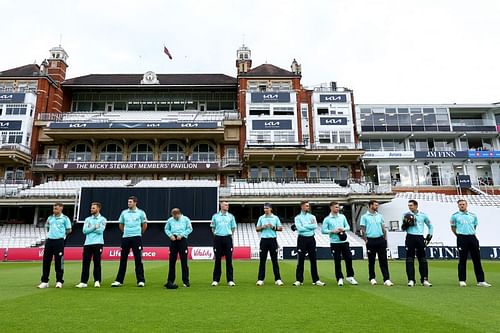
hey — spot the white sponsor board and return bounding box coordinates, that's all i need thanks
[363,151,415,159]
[190,247,214,260]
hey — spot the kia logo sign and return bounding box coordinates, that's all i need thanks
[191,247,214,260]
[458,175,471,188]
[251,92,291,103]
[0,120,22,130]
[282,247,364,260]
[319,94,347,103]
[320,117,348,126]
[252,119,293,130]
[263,94,279,100]
[0,93,25,104]
[48,122,219,129]
[265,121,280,126]
[68,123,87,128]
[180,123,199,128]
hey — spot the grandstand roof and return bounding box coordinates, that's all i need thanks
[62,74,237,87]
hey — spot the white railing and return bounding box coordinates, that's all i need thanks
[37,110,240,123]
[33,157,241,168]
[0,143,32,155]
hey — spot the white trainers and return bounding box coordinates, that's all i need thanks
[211,281,218,287]
[111,281,122,287]
[383,280,394,287]
[292,281,303,286]
[37,282,49,289]
[477,281,492,287]
[275,279,284,286]
[314,280,326,287]
[422,280,432,287]
[370,279,378,285]
[337,278,344,286]
[94,281,100,288]
[407,280,415,287]
[75,283,87,288]
[256,280,264,286]
[459,281,467,287]
[55,282,63,288]
[137,282,145,287]
[228,281,236,287]
[346,277,358,285]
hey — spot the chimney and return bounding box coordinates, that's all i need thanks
[330,81,337,91]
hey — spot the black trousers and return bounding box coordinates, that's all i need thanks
[405,234,428,283]
[457,234,485,282]
[213,235,234,282]
[258,238,281,281]
[115,236,145,284]
[295,235,320,283]
[366,237,390,281]
[41,238,65,283]
[167,238,189,284]
[80,244,103,284]
[330,242,354,281]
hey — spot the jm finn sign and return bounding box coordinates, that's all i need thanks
[53,161,219,170]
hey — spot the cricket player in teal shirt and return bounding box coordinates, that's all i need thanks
[402,200,433,287]
[292,200,325,286]
[164,208,193,289]
[76,202,107,288]
[255,203,283,286]
[211,201,237,287]
[360,199,393,286]
[451,199,491,287]
[321,201,358,286]
[38,202,72,289]
[111,196,148,287]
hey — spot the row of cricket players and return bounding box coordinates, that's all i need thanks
[37,196,492,289]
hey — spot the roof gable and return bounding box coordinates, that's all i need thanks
[0,64,40,77]
[241,64,298,77]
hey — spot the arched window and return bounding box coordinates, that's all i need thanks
[99,143,123,161]
[68,143,92,161]
[191,143,216,161]
[161,143,185,161]
[130,143,154,161]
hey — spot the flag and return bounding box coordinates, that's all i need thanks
[163,46,173,60]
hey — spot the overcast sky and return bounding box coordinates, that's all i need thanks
[2,0,499,104]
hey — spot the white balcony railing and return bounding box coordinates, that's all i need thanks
[33,156,241,168]
[37,110,240,123]
[0,143,32,155]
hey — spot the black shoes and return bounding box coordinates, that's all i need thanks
[164,281,178,289]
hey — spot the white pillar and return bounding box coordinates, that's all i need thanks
[33,206,39,225]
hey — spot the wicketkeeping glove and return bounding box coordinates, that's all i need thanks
[424,234,433,247]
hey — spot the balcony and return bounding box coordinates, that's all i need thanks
[310,143,357,150]
[0,144,32,164]
[451,119,497,132]
[32,156,241,172]
[37,110,240,123]
[245,140,305,148]
[36,111,241,141]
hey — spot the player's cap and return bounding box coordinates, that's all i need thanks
[264,203,272,209]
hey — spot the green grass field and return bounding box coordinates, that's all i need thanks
[0,260,499,333]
